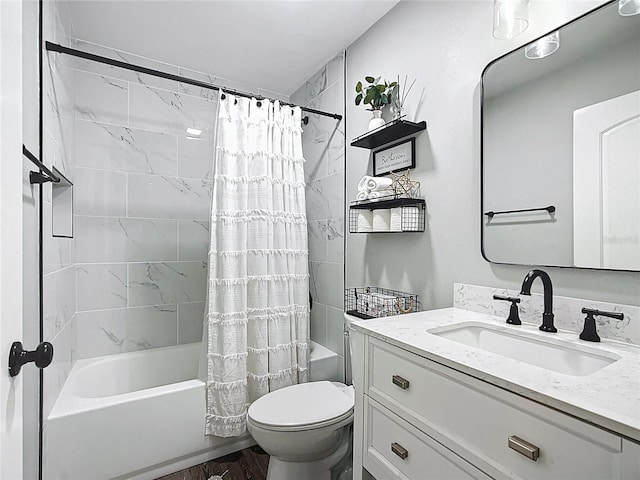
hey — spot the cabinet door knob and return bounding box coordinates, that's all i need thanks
[391,442,408,460]
[392,375,410,389]
[508,435,540,461]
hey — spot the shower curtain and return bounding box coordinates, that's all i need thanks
[205,92,310,437]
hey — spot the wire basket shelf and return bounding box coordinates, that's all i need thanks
[345,287,422,319]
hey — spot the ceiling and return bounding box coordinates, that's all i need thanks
[66,0,399,97]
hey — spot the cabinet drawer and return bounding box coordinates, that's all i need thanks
[367,338,623,480]
[363,396,492,480]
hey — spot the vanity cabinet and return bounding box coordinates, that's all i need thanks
[351,331,640,480]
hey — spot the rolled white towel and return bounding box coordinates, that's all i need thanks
[367,189,394,200]
[358,175,393,192]
[372,209,391,232]
[357,210,373,232]
[389,207,402,231]
[356,190,368,201]
[357,175,374,192]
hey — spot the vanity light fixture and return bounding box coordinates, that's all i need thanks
[619,0,640,15]
[493,0,530,39]
[186,127,202,136]
[525,31,560,59]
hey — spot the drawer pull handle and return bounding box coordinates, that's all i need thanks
[391,442,408,460]
[508,435,540,461]
[392,375,410,389]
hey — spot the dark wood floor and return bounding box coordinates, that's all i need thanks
[157,446,270,480]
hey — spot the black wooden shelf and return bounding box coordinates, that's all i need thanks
[350,120,426,149]
[349,197,425,210]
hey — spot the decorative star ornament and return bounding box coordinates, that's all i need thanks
[390,169,420,198]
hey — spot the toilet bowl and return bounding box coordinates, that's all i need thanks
[247,381,355,480]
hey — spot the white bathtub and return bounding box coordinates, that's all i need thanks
[45,341,339,480]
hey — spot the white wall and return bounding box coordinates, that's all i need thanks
[345,0,640,310]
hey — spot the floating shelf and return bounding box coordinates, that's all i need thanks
[349,197,426,233]
[350,119,426,150]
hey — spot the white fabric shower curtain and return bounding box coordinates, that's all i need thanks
[205,92,310,437]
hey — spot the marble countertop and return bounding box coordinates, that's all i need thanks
[350,307,640,442]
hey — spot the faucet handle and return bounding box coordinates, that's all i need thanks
[579,308,624,342]
[493,294,521,325]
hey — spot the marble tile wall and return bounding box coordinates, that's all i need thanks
[453,283,640,345]
[42,0,77,420]
[69,39,274,362]
[290,52,346,377]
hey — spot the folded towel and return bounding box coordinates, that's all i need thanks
[372,209,391,232]
[357,211,373,232]
[356,190,368,201]
[358,175,393,193]
[367,189,394,200]
[390,207,403,231]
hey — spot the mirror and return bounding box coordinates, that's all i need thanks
[482,0,640,271]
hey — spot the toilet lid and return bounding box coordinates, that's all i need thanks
[248,381,354,429]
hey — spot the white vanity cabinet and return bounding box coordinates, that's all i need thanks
[351,330,640,480]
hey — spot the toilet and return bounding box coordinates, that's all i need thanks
[246,315,357,480]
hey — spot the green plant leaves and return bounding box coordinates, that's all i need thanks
[355,75,397,109]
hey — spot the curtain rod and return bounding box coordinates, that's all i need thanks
[45,41,343,122]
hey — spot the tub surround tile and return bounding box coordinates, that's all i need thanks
[75,119,177,176]
[129,83,216,140]
[178,302,205,344]
[178,220,210,262]
[327,218,344,263]
[43,266,76,338]
[177,136,214,180]
[43,203,72,274]
[310,261,343,310]
[43,318,76,418]
[74,168,127,217]
[301,65,328,104]
[306,171,344,222]
[310,302,328,347]
[177,68,220,101]
[75,305,178,359]
[71,39,180,92]
[76,264,128,312]
[128,261,207,307]
[75,71,128,125]
[307,220,327,263]
[127,174,212,220]
[326,52,345,90]
[74,217,178,263]
[454,283,640,345]
[293,54,345,361]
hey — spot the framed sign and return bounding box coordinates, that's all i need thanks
[373,138,415,176]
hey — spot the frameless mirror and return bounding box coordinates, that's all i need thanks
[482,0,640,271]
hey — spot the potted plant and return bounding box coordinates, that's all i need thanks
[355,76,397,131]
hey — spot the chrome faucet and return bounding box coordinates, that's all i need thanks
[520,269,557,333]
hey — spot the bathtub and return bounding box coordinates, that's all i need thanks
[45,341,340,480]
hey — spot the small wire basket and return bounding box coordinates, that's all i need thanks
[344,287,421,319]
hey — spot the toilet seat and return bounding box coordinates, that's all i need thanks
[247,381,354,432]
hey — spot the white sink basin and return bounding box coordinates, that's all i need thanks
[429,322,621,376]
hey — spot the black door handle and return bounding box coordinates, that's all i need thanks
[8,341,53,377]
